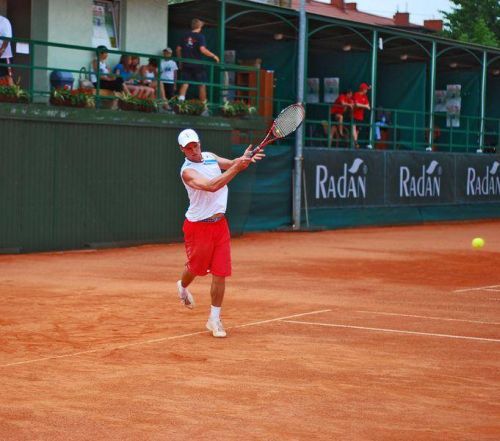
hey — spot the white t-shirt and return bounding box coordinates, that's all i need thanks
[160,59,178,83]
[180,152,228,222]
[90,60,109,83]
[0,16,13,59]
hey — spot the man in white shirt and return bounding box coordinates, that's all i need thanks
[0,14,13,85]
[176,128,264,337]
[160,47,178,99]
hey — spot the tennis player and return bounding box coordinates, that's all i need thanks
[176,128,264,337]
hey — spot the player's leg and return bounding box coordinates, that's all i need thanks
[206,275,226,337]
[205,219,231,337]
[177,219,212,309]
[177,267,196,309]
[210,275,225,307]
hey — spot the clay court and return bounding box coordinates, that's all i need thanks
[1,220,499,440]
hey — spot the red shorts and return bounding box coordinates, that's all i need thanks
[183,217,232,277]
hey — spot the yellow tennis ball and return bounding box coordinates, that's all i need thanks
[472,237,485,249]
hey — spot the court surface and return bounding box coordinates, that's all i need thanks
[1,220,499,440]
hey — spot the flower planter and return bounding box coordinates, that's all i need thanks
[49,96,87,108]
[118,100,156,113]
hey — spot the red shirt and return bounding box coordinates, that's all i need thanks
[330,94,352,115]
[353,92,369,121]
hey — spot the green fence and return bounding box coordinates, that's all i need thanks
[1,35,500,152]
[1,36,260,114]
[304,103,500,153]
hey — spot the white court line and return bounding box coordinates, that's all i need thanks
[0,309,330,368]
[483,288,500,292]
[356,310,500,326]
[453,285,500,293]
[281,320,500,343]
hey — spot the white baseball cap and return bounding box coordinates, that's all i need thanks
[178,129,200,148]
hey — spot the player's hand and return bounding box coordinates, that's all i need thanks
[243,144,266,163]
[233,155,252,171]
[213,55,220,63]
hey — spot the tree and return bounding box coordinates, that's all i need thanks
[441,0,500,47]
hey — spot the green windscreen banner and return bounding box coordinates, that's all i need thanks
[303,149,500,209]
[455,155,500,203]
[385,152,455,206]
[304,149,384,207]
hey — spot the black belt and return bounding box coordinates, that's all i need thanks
[199,215,224,223]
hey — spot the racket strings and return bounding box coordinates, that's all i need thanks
[272,105,305,138]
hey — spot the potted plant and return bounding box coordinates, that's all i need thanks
[0,78,30,103]
[221,100,256,117]
[118,92,158,113]
[169,97,206,116]
[50,86,95,108]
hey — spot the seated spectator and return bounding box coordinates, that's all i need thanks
[91,45,128,93]
[374,110,391,149]
[160,47,178,99]
[129,55,141,77]
[113,55,154,99]
[322,90,353,147]
[140,57,168,107]
[352,83,371,148]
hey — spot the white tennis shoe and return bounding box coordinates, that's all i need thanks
[206,318,227,338]
[177,280,195,309]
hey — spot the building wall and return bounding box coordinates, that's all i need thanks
[123,0,168,57]
[29,0,169,97]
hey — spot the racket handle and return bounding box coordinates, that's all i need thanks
[249,144,264,157]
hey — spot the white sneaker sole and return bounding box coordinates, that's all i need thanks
[206,321,227,338]
[177,280,195,309]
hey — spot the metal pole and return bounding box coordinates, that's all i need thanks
[369,30,378,148]
[29,41,34,101]
[219,0,226,106]
[479,50,487,149]
[293,0,306,230]
[428,41,437,148]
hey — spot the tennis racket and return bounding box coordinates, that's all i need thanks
[249,103,305,156]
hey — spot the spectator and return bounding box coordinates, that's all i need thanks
[113,55,154,98]
[176,18,219,102]
[91,45,128,93]
[352,83,371,148]
[0,14,13,86]
[325,89,353,147]
[160,47,178,99]
[139,57,168,107]
[374,110,391,149]
[129,55,141,77]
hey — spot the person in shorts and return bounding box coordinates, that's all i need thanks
[352,83,371,148]
[176,129,264,337]
[176,18,219,103]
[160,47,178,100]
[323,89,353,147]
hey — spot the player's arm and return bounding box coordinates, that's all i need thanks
[213,145,265,170]
[182,163,243,192]
[183,147,264,192]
